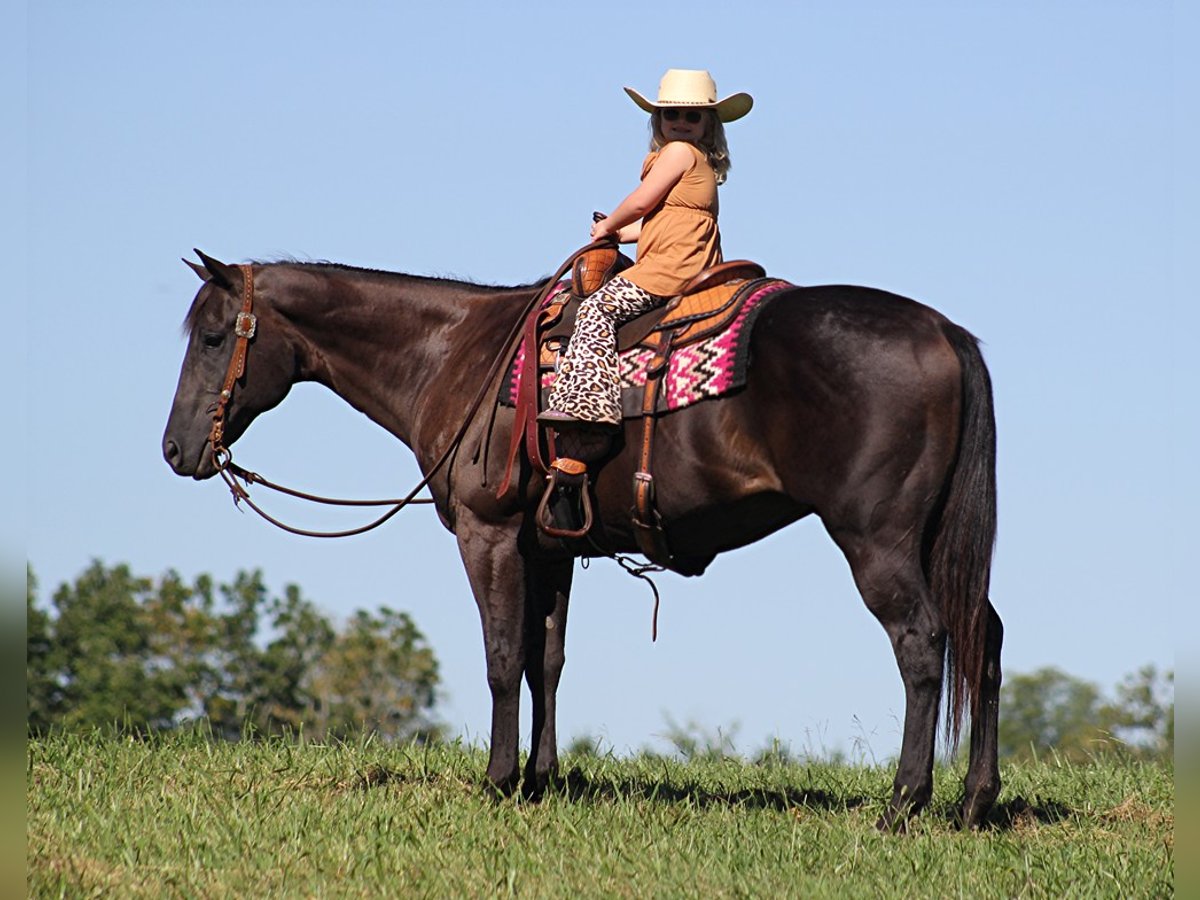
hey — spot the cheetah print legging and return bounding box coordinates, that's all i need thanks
[546,275,665,424]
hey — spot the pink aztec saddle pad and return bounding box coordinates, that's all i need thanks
[500,279,794,419]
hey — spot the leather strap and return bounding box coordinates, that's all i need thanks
[495,243,615,500]
[495,294,557,499]
[631,329,680,564]
[209,264,258,462]
[550,456,587,476]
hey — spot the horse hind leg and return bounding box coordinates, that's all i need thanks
[833,528,946,831]
[521,557,572,799]
[961,602,1003,827]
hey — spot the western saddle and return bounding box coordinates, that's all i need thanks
[503,243,775,571]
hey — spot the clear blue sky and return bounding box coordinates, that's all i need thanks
[11,1,1195,758]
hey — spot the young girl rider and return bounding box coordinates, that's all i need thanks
[538,68,753,430]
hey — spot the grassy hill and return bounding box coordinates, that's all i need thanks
[27,732,1173,898]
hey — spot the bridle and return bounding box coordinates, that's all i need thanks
[207,264,257,472]
[204,251,595,537]
[203,252,667,635]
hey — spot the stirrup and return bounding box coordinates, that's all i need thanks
[536,458,594,539]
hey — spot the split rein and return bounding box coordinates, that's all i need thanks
[207,252,598,538]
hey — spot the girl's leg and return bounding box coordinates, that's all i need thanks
[546,276,661,424]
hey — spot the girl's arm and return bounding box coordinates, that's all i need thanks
[591,142,695,242]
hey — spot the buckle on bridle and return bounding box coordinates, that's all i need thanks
[235,312,258,339]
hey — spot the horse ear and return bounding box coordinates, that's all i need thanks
[183,258,209,281]
[193,249,239,291]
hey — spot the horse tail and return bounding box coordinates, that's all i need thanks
[929,323,998,746]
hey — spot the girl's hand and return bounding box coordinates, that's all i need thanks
[590,214,612,242]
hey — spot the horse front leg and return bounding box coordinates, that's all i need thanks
[961,602,1003,828]
[456,511,527,795]
[522,557,573,799]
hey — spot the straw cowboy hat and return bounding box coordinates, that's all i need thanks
[624,69,754,123]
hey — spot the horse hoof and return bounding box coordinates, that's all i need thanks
[521,763,561,802]
[959,798,996,830]
[484,769,520,800]
[875,813,910,835]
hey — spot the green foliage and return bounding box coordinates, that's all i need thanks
[998,665,1174,763]
[657,713,741,761]
[308,606,441,742]
[564,733,604,757]
[752,736,801,767]
[27,733,1174,898]
[42,562,185,732]
[26,562,440,742]
[25,567,56,733]
[1106,665,1174,756]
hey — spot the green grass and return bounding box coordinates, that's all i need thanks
[27,732,1173,898]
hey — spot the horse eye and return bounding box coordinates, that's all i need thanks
[201,332,225,349]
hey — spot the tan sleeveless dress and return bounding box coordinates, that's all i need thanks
[622,142,723,297]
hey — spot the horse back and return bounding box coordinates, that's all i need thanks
[587,284,971,556]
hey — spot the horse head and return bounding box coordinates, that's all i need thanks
[162,251,295,479]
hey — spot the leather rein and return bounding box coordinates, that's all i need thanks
[206,252,598,537]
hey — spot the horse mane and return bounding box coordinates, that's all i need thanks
[263,259,550,293]
[182,259,550,333]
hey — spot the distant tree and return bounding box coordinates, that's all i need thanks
[43,561,188,731]
[195,571,338,740]
[240,582,336,738]
[140,570,226,727]
[1101,665,1173,759]
[27,561,442,742]
[998,665,1174,762]
[200,570,269,737]
[308,607,439,742]
[26,567,59,732]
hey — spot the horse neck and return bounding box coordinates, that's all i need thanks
[265,264,533,451]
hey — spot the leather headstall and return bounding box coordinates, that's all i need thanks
[208,263,258,468]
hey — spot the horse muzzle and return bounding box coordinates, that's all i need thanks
[162,433,218,480]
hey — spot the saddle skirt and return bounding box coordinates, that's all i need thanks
[501,253,794,418]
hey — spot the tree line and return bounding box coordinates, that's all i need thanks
[637,661,1174,764]
[26,561,441,742]
[998,664,1173,763]
[27,561,1173,763]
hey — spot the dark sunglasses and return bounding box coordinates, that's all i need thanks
[661,108,704,124]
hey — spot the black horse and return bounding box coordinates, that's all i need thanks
[163,251,1002,829]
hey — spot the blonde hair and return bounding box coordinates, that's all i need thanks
[649,109,732,185]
